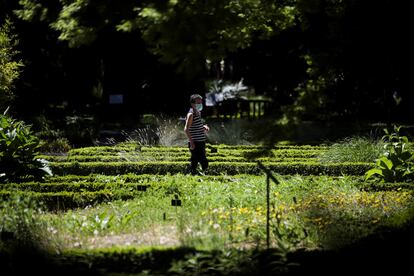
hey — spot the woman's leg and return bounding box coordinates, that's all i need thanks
[196,142,208,171]
[189,142,199,174]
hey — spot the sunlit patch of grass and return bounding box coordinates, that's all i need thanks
[293,181,414,249]
[31,174,414,253]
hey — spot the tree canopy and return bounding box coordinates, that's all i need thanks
[15,0,297,76]
[0,18,23,112]
[0,0,412,127]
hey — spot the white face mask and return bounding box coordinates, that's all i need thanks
[195,103,203,111]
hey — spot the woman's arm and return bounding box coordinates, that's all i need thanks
[184,113,195,149]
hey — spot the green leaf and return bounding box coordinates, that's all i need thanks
[365,168,383,181]
[377,157,393,170]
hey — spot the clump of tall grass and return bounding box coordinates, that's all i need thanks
[123,116,187,147]
[125,116,255,146]
[319,136,384,163]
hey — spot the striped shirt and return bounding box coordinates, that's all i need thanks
[188,108,206,142]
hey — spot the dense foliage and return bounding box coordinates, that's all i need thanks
[0,18,23,112]
[365,126,414,182]
[0,0,411,128]
[0,114,51,183]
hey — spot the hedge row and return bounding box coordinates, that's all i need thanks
[63,150,325,159]
[0,190,139,210]
[356,182,414,192]
[57,247,197,275]
[49,161,372,176]
[39,173,266,184]
[66,145,327,156]
[41,155,317,163]
[140,144,329,150]
[40,149,324,164]
[0,182,148,193]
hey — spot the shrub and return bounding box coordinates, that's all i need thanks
[0,114,52,183]
[39,137,72,153]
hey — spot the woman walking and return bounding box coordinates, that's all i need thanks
[184,94,209,175]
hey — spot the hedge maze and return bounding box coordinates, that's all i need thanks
[3,142,414,275]
[1,143,375,210]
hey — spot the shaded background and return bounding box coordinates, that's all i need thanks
[1,0,413,145]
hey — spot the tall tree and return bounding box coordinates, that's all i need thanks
[13,0,298,119]
[15,0,297,78]
[14,0,414,123]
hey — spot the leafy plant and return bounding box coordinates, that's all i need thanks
[0,18,23,111]
[365,125,414,182]
[0,195,45,244]
[64,211,115,236]
[0,113,52,183]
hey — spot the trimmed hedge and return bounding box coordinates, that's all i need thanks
[40,173,267,184]
[0,182,148,193]
[57,246,198,274]
[0,190,138,210]
[66,145,327,156]
[50,161,188,175]
[42,155,317,163]
[49,161,372,176]
[356,182,414,192]
[41,144,370,177]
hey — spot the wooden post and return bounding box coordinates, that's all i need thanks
[266,174,270,249]
[257,161,280,249]
[253,101,256,118]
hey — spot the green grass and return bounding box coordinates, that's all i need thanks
[2,140,414,275]
[24,174,413,253]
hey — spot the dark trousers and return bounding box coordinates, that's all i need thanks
[188,141,208,174]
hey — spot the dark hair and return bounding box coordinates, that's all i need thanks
[190,94,202,104]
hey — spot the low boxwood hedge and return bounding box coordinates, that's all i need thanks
[49,161,372,176]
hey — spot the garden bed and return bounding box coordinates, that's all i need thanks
[1,143,413,275]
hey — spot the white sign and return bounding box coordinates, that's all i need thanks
[109,94,124,104]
